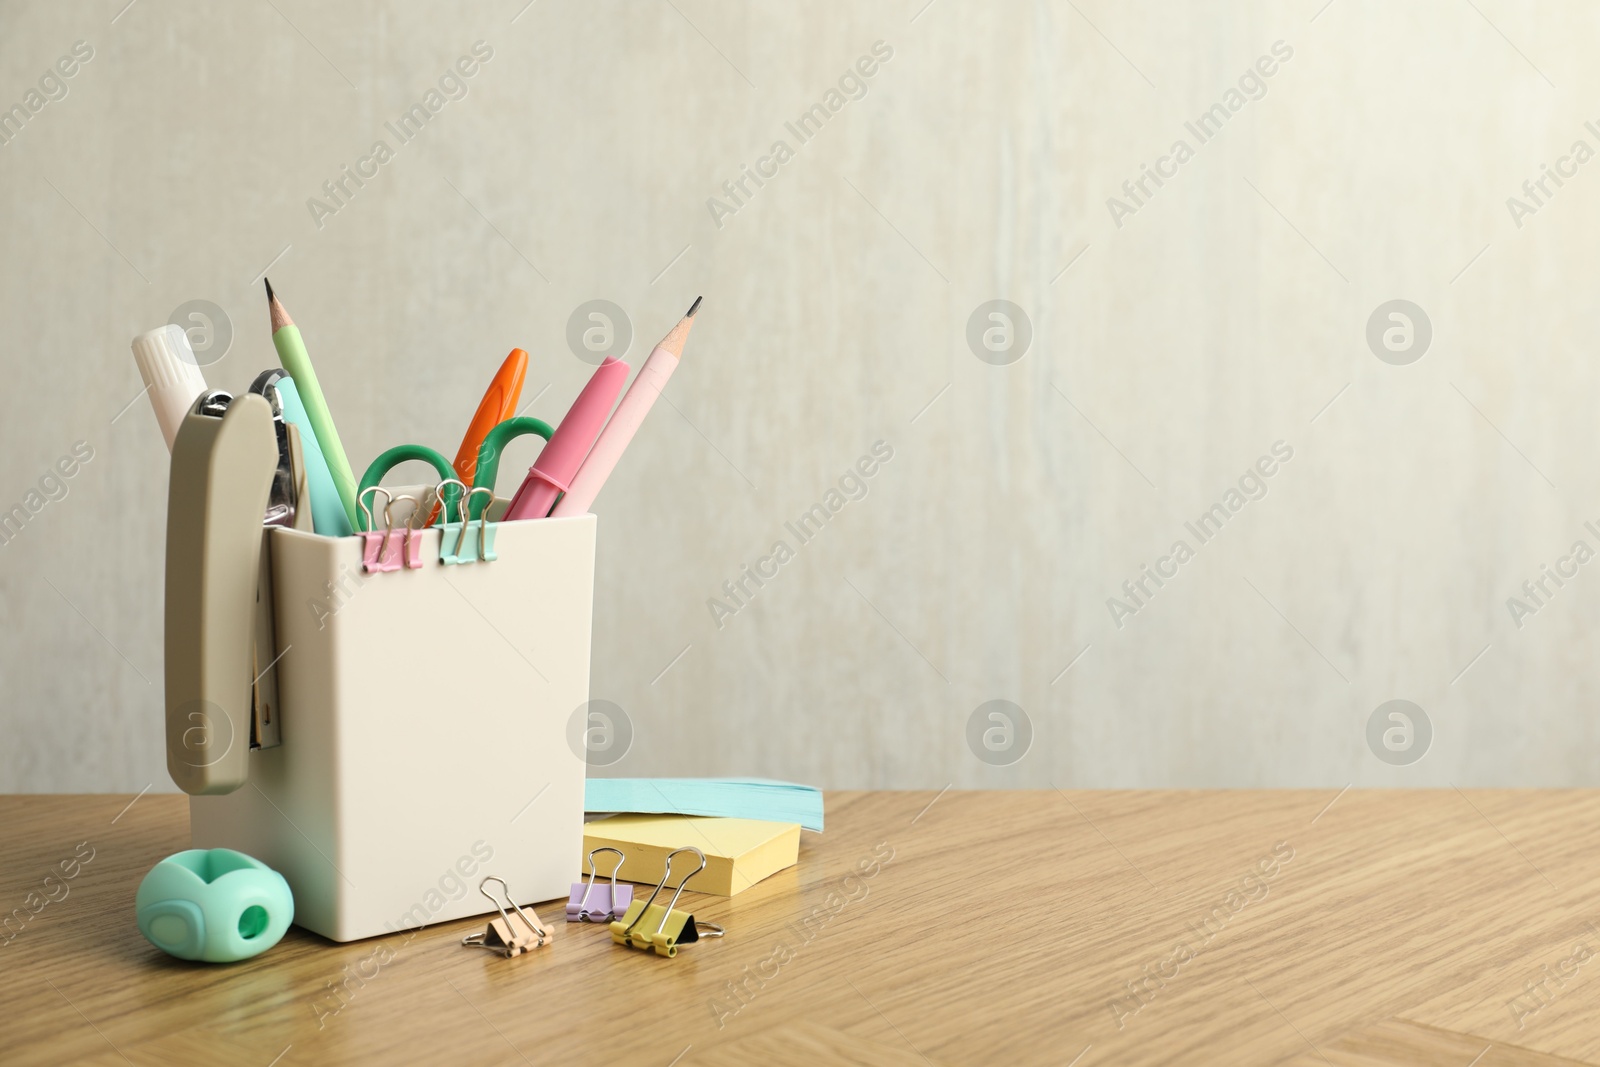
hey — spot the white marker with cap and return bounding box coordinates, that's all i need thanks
[131,324,208,451]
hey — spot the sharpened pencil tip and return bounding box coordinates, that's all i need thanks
[686,296,702,317]
[263,276,275,302]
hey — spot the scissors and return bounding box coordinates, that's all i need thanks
[354,417,554,532]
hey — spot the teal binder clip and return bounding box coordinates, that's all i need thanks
[439,484,497,565]
[135,848,293,962]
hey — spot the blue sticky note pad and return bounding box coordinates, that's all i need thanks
[583,778,824,832]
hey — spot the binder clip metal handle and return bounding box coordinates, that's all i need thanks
[461,876,551,957]
[358,486,395,572]
[357,489,428,573]
[610,847,725,957]
[568,847,631,923]
[438,482,497,565]
[399,490,439,569]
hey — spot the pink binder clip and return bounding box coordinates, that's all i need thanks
[461,876,551,957]
[357,487,426,574]
[567,847,632,922]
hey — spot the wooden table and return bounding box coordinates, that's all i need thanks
[3,791,1600,1066]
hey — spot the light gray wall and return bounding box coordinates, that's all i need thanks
[2,0,1595,792]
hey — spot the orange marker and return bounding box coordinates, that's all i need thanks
[427,349,527,524]
[455,348,528,483]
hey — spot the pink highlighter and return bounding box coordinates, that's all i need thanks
[504,356,630,520]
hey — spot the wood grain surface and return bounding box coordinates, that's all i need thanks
[2,790,1599,1066]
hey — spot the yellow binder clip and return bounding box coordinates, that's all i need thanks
[609,847,725,958]
[461,876,551,957]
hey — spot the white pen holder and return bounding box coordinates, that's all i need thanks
[189,510,595,942]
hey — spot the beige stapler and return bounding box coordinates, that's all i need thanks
[164,390,280,795]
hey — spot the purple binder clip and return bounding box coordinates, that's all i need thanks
[567,847,631,922]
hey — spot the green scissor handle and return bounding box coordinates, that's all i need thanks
[357,444,460,530]
[469,417,554,520]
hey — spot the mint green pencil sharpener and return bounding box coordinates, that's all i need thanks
[136,849,293,963]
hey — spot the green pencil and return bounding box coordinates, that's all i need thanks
[265,278,358,528]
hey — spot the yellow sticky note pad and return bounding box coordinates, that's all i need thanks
[583,815,800,897]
